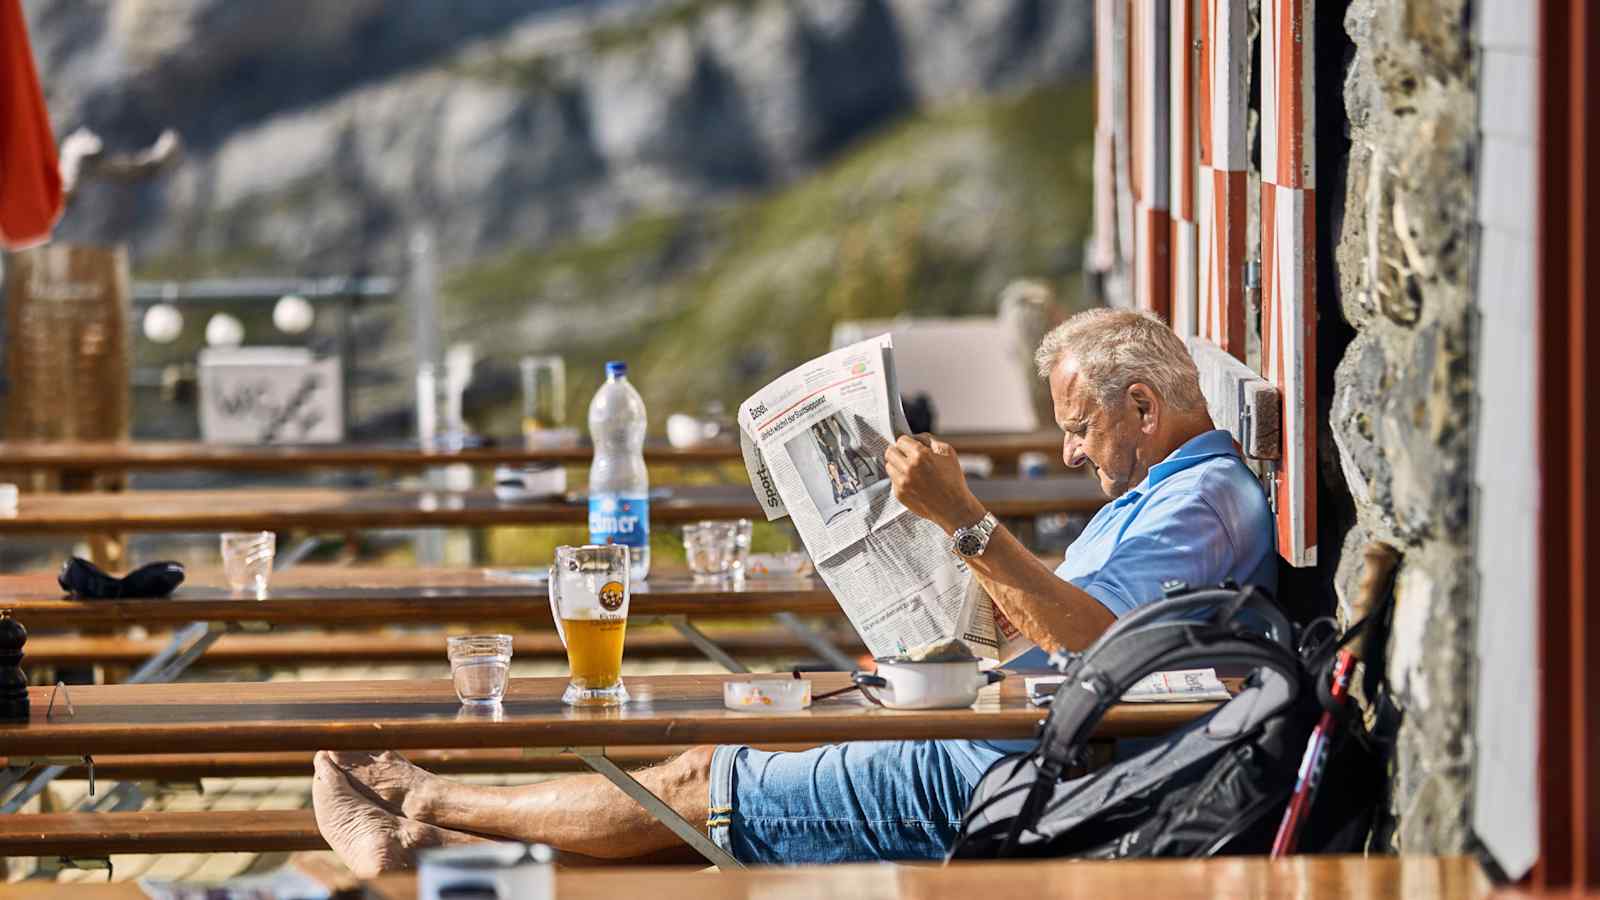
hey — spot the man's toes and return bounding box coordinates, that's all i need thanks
[312,758,412,876]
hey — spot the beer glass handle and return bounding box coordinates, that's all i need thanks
[548,565,566,647]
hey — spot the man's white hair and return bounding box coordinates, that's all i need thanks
[1034,308,1208,412]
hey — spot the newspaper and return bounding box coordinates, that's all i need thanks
[1024,668,1232,706]
[738,335,1032,662]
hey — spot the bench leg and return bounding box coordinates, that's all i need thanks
[569,747,743,870]
[773,612,859,671]
[2,625,226,815]
[659,616,750,674]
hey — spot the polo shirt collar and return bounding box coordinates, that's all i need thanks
[1112,429,1240,507]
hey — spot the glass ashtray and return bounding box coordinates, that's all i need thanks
[723,678,812,712]
[742,552,814,578]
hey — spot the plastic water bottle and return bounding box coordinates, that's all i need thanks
[588,360,650,580]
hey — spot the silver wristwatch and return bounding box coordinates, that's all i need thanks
[951,512,998,559]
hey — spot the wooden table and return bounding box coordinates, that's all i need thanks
[0,855,1497,899]
[369,855,1493,900]
[1,673,1200,757]
[0,477,1101,535]
[0,672,1215,868]
[1,564,848,675]
[0,566,836,630]
[0,431,1065,473]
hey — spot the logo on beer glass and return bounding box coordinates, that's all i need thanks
[599,580,625,611]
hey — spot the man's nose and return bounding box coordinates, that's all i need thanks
[1062,436,1087,469]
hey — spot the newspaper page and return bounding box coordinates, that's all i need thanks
[738,335,1031,662]
[1024,669,1232,707]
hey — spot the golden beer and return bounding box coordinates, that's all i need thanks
[560,616,627,687]
[551,544,632,706]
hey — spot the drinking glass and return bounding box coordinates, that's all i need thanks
[519,355,565,443]
[448,634,513,706]
[730,518,753,577]
[683,521,738,580]
[548,545,630,707]
[220,531,275,596]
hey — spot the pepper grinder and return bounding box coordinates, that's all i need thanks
[0,609,28,722]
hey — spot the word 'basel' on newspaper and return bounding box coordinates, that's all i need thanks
[738,335,1032,663]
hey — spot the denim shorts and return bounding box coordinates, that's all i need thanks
[707,739,1021,865]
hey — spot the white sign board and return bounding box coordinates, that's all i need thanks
[198,347,344,444]
[831,318,1039,433]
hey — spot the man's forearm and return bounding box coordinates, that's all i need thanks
[964,524,1116,654]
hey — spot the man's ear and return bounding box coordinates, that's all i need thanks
[1128,383,1160,433]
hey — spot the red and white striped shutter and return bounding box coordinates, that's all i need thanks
[1261,0,1316,567]
[1130,0,1171,320]
[1169,0,1198,337]
[1112,0,1135,279]
[1195,0,1248,360]
[1089,0,1119,275]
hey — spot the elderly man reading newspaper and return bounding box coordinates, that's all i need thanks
[313,309,1276,872]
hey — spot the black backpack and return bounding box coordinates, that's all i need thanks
[948,582,1389,860]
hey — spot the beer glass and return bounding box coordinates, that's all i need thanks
[549,544,630,706]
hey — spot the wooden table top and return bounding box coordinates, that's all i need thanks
[0,477,1102,534]
[0,565,837,628]
[0,855,1497,899]
[0,672,1208,757]
[0,431,1065,471]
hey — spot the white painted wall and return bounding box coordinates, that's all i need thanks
[1471,0,1539,879]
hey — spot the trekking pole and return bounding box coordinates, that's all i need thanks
[1270,649,1354,855]
[1270,543,1399,856]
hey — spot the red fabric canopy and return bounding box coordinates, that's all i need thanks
[0,0,61,250]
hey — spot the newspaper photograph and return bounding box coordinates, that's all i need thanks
[738,335,1032,663]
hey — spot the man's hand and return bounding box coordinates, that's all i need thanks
[885,434,987,534]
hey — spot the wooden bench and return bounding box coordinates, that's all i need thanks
[0,745,818,781]
[21,627,867,668]
[0,809,324,856]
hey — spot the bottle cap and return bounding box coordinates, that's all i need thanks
[605,361,627,377]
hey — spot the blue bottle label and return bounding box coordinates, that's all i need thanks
[589,493,649,548]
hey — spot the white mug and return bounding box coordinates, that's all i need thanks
[852,658,1005,710]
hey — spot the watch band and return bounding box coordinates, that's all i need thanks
[952,512,998,558]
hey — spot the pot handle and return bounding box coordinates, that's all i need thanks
[975,668,1007,690]
[851,671,890,707]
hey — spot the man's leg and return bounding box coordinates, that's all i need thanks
[326,739,994,867]
[324,746,714,862]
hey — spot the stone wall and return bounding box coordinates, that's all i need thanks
[1321,0,1480,852]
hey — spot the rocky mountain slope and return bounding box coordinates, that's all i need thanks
[22,0,1094,434]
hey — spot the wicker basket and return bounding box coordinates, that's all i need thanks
[3,244,131,493]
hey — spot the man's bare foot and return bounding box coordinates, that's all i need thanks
[324,749,442,820]
[312,752,466,877]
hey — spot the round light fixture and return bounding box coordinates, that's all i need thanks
[205,312,245,348]
[141,303,184,343]
[273,293,314,334]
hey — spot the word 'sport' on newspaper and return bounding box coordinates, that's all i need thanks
[738,335,1032,663]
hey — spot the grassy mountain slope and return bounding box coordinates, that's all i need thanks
[442,80,1094,434]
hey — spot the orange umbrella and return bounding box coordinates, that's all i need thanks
[0,0,61,250]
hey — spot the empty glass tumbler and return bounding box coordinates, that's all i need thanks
[548,544,630,707]
[220,531,275,596]
[448,634,514,706]
[683,521,739,580]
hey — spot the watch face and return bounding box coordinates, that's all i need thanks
[956,532,984,557]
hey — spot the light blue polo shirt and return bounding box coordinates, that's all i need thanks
[1054,427,1277,618]
[944,428,1276,783]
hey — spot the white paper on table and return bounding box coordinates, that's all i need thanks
[1025,668,1232,706]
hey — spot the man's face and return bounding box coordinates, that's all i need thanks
[1048,354,1145,498]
